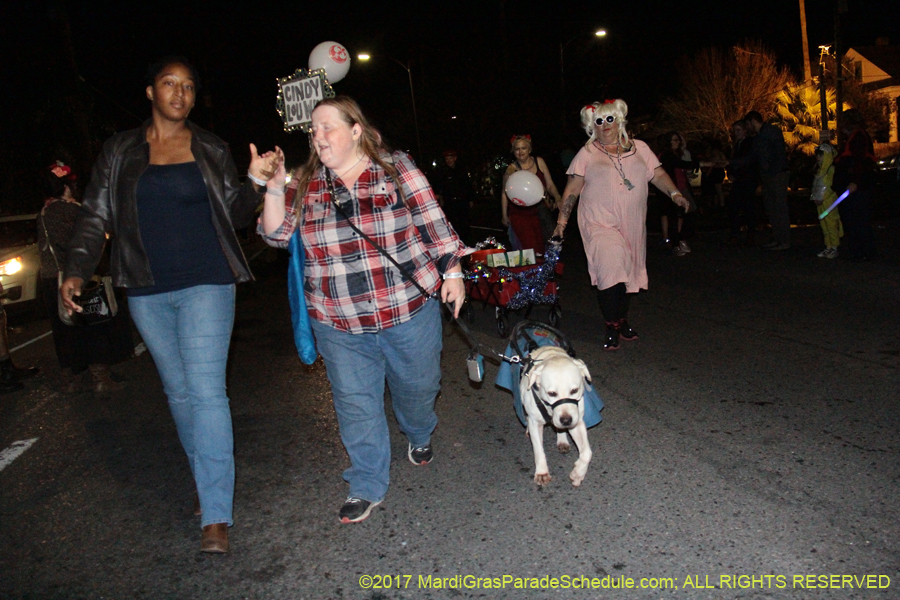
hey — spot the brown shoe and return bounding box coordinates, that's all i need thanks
[200,523,229,553]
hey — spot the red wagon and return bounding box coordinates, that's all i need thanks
[463,243,563,336]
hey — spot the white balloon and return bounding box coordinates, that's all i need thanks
[505,170,545,207]
[309,41,351,83]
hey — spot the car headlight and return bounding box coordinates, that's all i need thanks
[0,257,23,276]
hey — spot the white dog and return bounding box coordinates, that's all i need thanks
[520,346,593,487]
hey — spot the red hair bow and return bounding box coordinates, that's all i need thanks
[510,134,531,144]
[49,161,72,179]
[603,99,616,104]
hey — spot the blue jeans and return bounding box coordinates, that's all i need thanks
[311,300,442,503]
[129,284,236,528]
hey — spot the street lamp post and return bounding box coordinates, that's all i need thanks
[358,53,422,158]
[559,30,606,129]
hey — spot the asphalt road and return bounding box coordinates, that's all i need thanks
[1,217,898,600]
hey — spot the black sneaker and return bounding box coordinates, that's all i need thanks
[603,323,620,351]
[408,443,434,466]
[617,319,639,341]
[339,497,382,524]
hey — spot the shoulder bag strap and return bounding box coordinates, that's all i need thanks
[323,169,437,301]
[39,206,63,273]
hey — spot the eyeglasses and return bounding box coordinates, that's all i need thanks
[594,115,616,125]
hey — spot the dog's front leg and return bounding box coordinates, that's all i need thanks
[527,418,551,485]
[556,430,570,454]
[567,422,592,487]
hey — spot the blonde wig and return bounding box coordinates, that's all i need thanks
[581,99,630,149]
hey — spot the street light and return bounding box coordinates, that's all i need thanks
[357,53,422,158]
[559,30,607,128]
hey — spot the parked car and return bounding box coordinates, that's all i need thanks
[0,214,41,315]
[876,152,899,176]
[874,152,900,219]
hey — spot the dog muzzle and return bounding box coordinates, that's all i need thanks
[532,385,580,423]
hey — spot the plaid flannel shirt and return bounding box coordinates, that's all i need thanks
[261,152,469,334]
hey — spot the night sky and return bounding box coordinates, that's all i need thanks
[2,0,898,210]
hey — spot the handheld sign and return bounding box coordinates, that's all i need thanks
[276,68,335,133]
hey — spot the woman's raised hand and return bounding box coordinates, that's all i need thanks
[248,144,284,183]
[268,148,287,189]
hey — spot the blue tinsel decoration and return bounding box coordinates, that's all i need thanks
[498,241,560,310]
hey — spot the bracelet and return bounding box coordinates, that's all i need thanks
[669,190,682,199]
[266,187,285,196]
[247,172,267,186]
[442,272,464,280]
[557,220,567,226]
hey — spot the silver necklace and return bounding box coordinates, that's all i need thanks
[335,154,366,180]
[595,141,634,191]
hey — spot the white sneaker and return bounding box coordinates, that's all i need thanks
[826,248,839,259]
[678,240,691,253]
[817,248,830,258]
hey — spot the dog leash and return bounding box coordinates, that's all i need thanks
[446,309,521,382]
[450,314,577,386]
[455,316,582,421]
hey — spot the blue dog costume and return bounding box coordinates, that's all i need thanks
[495,322,604,428]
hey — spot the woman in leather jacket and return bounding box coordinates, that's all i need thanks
[61,56,281,554]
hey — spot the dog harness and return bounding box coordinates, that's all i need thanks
[521,355,582,424]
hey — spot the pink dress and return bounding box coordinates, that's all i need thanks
[567,140,661,293]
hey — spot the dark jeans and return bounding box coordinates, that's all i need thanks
[839,190,876,258]
[727,182,758,237]
[662,191,691,244]
[760,171,791,245]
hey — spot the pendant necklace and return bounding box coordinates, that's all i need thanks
[335,154,366,181]
[595,141,634,191]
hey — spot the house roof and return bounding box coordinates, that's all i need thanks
[847,46,900,92]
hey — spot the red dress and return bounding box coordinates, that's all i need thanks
[507,163,547,254]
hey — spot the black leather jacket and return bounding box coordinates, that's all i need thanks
[65,120,264,287]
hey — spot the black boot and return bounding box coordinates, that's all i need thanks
[603,322,620,351]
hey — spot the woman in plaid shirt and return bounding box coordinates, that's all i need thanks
[260,97,469,524]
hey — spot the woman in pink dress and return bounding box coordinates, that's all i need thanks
[553,100,691,350]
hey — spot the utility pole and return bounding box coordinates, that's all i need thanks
[834,0,847,144]
[818,46,830,140]
[799,0,812,83]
